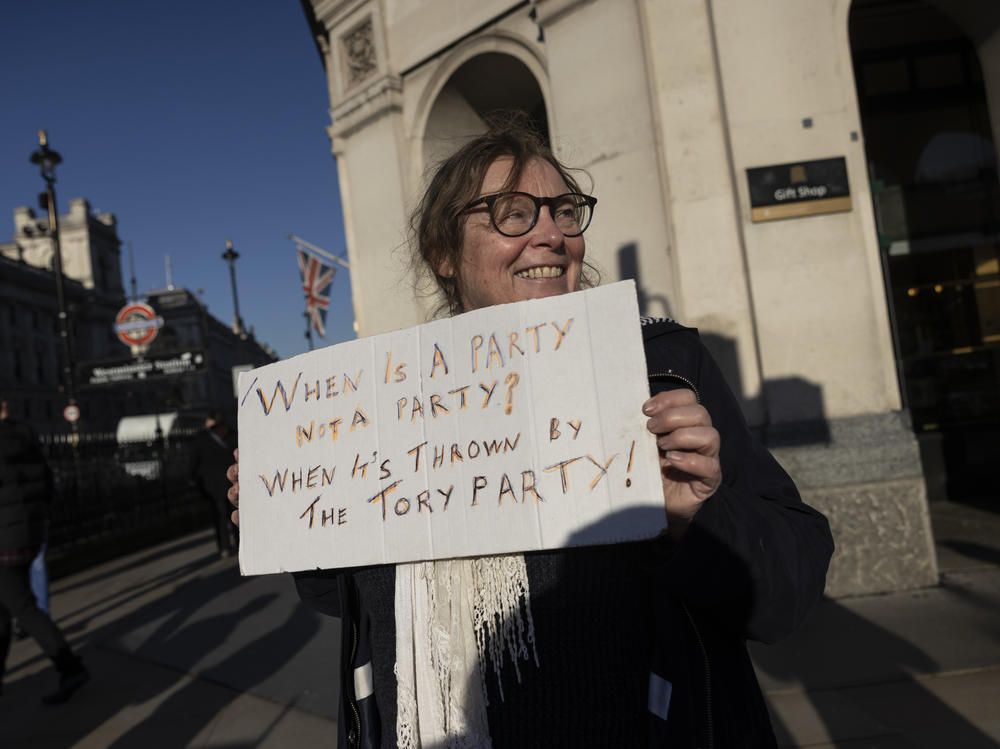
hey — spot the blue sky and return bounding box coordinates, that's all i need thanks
[0,0,355,359]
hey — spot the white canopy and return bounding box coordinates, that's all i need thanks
[115,413,182,443]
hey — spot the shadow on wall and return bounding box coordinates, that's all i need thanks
[698,332,832,446]
[615,244,831,444]
[617,243,672,319]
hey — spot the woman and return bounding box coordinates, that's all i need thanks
[228,122,833,748]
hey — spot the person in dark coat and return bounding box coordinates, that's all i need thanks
[190,410,238,557]
[227,121,834,747]
[0,396,89,703]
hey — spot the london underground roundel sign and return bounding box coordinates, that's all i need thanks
[113,302,163,347]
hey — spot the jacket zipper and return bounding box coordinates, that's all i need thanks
[682,603,714,749]
[648,371,701,404]
[347,593,362,746]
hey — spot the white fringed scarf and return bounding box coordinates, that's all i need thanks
[394,555,539,748]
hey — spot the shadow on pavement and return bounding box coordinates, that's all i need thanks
[3,538,337,748]
[938,540,1000,567]
[52,534,217,596]
[105,589,319,748]
[752,598,999,748]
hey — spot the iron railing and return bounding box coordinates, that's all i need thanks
[39,428,211,571]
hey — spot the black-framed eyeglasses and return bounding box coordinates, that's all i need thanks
[461,191,598,238]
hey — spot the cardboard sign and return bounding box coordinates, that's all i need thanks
[237,281,664,575]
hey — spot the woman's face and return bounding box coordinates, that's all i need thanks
[448,157,586,312]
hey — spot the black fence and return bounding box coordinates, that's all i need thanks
[39,428,213,575]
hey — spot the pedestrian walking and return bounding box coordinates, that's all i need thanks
[190,409,238,558]
[0,395,89,703]
[13,535,49,641]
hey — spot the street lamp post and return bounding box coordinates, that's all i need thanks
[222,238,246,338]
[30,130,78,437]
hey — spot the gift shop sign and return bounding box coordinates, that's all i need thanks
[747,156,852,222]
[237,281,664,576]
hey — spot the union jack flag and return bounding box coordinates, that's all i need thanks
[297,247,336,337]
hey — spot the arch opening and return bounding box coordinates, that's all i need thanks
[850,0,1000,501]
[422,52,548,171]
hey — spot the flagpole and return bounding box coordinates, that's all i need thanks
[287,233,350,270]
[304,311,314,351]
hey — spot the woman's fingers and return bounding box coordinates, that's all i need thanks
[655,425,721,456]
[660,449,721,484]
[644,389,723,516]
[227,448,240,527]
[643,391,711,435]
[643,388,699,413]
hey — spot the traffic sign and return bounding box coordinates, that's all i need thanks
[63,404,81,423]
[113,302,163,347]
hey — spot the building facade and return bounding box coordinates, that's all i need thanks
[1,199,276,434]
[301,0,1000,596]
[1,199,127,432]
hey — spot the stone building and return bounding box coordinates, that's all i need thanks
[300,0,1000,596]
[1,199,275,433]
[1,199,127,432]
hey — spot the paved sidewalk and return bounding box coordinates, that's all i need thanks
[752,568,1000,747]
[3,503,999,748]
[2,529,340,748]
[752,498,1000,748]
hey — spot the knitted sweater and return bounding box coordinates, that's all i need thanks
[340,541,656,748]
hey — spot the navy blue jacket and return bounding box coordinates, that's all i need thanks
[296,319,834,748]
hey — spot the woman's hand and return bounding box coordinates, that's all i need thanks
[643,390,722,533]
[226,449,240,526]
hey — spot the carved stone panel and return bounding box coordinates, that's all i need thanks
[341,17,377,89]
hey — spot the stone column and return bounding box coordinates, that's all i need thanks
[536,0,676,325]
[313,1,424,336]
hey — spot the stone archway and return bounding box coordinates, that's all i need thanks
[421,51,548,170]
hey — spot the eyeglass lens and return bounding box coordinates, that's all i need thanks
[492,194,592,237]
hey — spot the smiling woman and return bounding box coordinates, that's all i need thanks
[228,117,834,749]
[410,121,600,317]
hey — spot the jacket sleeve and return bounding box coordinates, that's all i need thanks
[293,568,344,617]
[653,330,834,643]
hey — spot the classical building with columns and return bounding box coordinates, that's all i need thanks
[300,0,1000,596]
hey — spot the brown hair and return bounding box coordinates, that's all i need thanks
[410,114,598,316]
